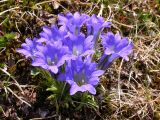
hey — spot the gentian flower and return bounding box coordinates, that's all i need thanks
[63,32,94,56]
[58,12,89,35]
[32,41,75,74]
[86,14,111,48]
[37,25,67,44]
[61,57,104,95]
[86,14,111,35]
[17,38,40,58]
[98,32,133,70]
[17,11,133,97]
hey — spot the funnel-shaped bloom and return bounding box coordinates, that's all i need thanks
[58,12,89,35]
[98,32,133,70]
[63,33,94,56]
[17,38,40,58]
[32,41,75,74]
[37,25,67,44]
[62,57,104,95]
[85,14,111,48]
[86,14,111,36]
[102,32,133,60]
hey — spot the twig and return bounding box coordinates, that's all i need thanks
[112,20,134,28]
[88,0,100,15]
[107,5,112,21]
[34,0,54,6]
[30,114,57,120]
[0,0,8,3]
[117,59,123,108]
[0,7,19,16]
[0,67,24,94]
[0,105,6,117]
[6,87,31,107]
[98,3,104,17]
[33,0,69,12]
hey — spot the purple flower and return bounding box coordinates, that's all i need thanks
[86,14,111,48]
[17,38,40,58]
[86,14,111,35]
[98,32,133,70]
[37,25,67,44]
[63,33,94,56]
[32,41,75,74]
[58,12,89,35]
[60,57,104,95]
[17,11,134,97]
[102,32,133,60]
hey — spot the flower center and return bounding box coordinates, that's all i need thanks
[46,54,58,66]
[73,46,78,55]
[74,70,86,86]
[54,54,58,64]
[73,45,83,56]
[75,26,79,35]
[47,57,53,65]
[110,45,115,51]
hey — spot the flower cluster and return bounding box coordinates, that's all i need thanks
[17,12,133,95]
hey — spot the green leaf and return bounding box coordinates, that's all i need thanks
[4,33,15,39]
[47,94,57,100]
[47,86,58,92]
[31,68,40,76]
[0,106,3,113]
[0,33,15,47]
